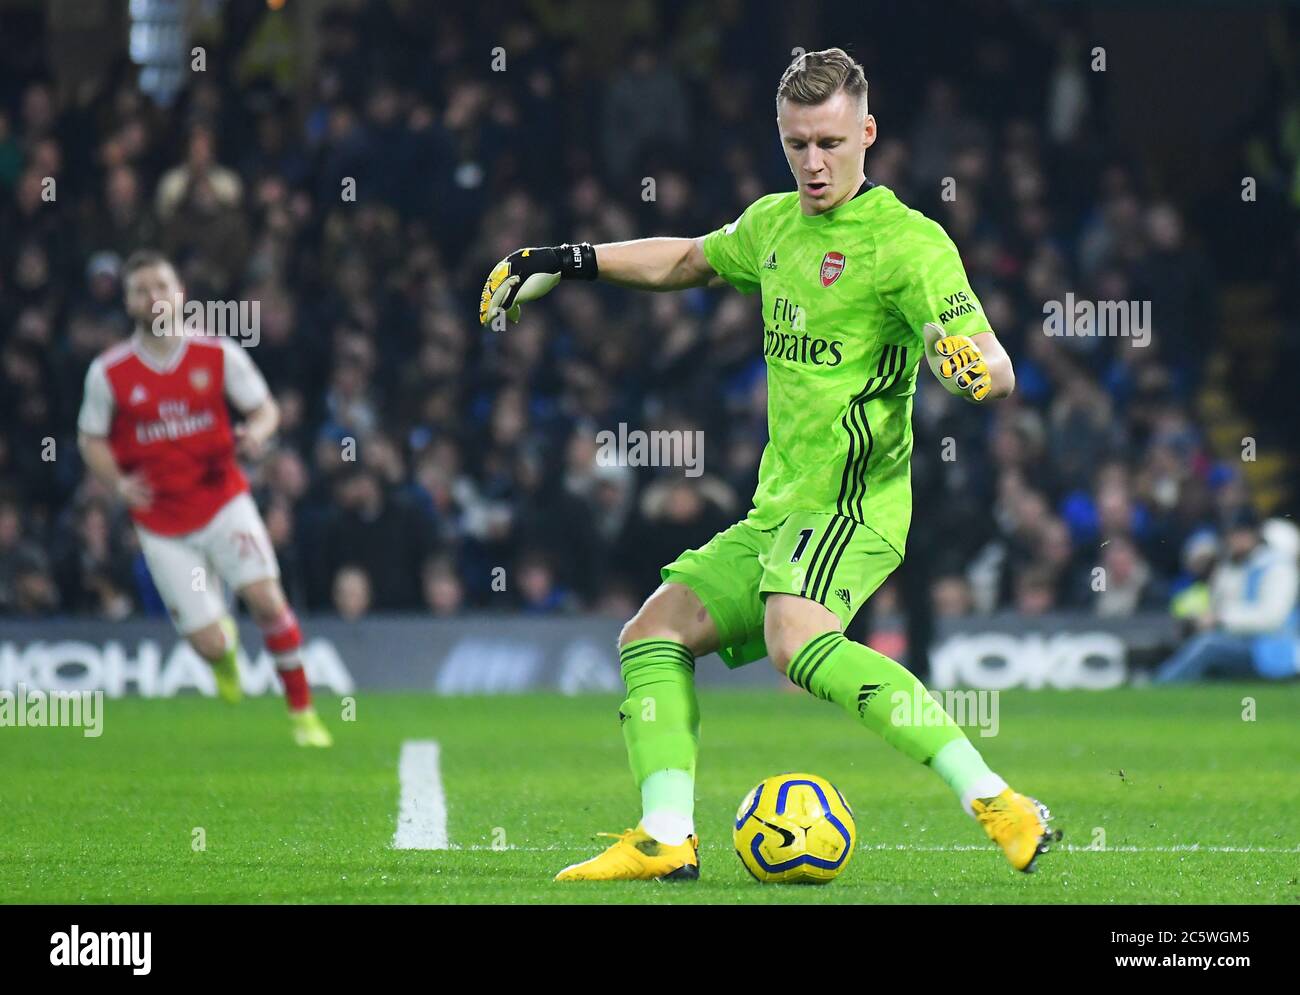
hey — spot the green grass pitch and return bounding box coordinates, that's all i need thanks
[2,685,1297,904]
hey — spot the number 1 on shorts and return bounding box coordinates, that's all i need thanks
[791,527,814,563]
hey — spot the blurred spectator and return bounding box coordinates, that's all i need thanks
[931,575,974,619]
[332,564,372,620]
[617,476,735,594]
[1169,529,1218,627]
[514,549,575,614]
[1155,510,1300,682]
[422,554,465,616]
[316,467,432,611]
[601,44,689,180]
[0,496,54,613]
[155,125,243,221]
[1013,565,1057,616]
[1094,536,1165,617]
[52,499,134,619]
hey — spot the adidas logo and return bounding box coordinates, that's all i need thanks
[762,251,778,270]
[129,385,149,405]
[835,587,851,610]
[856,682,886,717]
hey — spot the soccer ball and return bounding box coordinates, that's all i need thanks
[733,772,856,883]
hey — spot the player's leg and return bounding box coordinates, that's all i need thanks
[555,522,765,882]
[619,581,718,835]
[135,525,242,702]
[187,614,244,704]
[237,577,330,747]
[554,583,719,881]
[206,493,331,747]
[553,582,712,881]
[766,592,987,775]
[762,512,1060,872]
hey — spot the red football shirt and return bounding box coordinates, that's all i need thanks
[78,335,270,535]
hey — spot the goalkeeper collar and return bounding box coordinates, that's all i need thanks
[798,177,884,227]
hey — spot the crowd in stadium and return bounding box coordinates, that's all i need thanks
[0,1,1293,640]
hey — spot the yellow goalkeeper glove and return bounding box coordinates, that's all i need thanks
[922,321,992,402]
[478,242,598,326]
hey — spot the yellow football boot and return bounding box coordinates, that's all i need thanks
[289,708,333,748]
[972,788,1061,872]
[554,825,699,882]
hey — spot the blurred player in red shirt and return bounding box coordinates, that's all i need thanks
[77,250,332,747]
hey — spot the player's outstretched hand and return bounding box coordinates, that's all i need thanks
[478,243,598,327]
[117,473,152,509]
[922,321,992,402]
[234,423,268,460]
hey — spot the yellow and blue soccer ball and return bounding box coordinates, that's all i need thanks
[733,772,856,883]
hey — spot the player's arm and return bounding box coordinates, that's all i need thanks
[78,432,151,508]
[222,339,277,459]
[884,218,1015,405]
[478,238,720,325]
[76,359,151,508]
[593,238,722,291]
[234,397,279,459]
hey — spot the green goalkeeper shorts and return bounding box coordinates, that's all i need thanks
[661,511,903,669]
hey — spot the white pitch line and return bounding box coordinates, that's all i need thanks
[393,740,448,850]
[451,843,1300,854]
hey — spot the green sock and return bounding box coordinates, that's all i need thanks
[619,639,699,844]
[787,632,1005,809]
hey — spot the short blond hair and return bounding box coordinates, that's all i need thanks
[776,47,868,114]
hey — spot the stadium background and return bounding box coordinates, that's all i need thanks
[1,0,1298,686]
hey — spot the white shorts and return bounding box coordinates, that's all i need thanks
[136,492,280,634]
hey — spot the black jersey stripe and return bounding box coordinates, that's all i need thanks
[848,344,908,521]
[836,345,893,519]
[887,346,909,392]
[849,344,898,514]
[814,520,858,605]
[798,516,843,599]
[838,344,899,521]
[839,344,911,524]
[804,515,852,606]
[810,517,853,606]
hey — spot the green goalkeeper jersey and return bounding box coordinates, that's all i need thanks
[700,182,990,555]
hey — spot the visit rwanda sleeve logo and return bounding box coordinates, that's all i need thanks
[938,290,979,323]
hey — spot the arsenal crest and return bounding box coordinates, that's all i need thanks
[820,251,846,287]
[189,367,211,392]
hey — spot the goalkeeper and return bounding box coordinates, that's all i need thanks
[480,48,1058,881]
